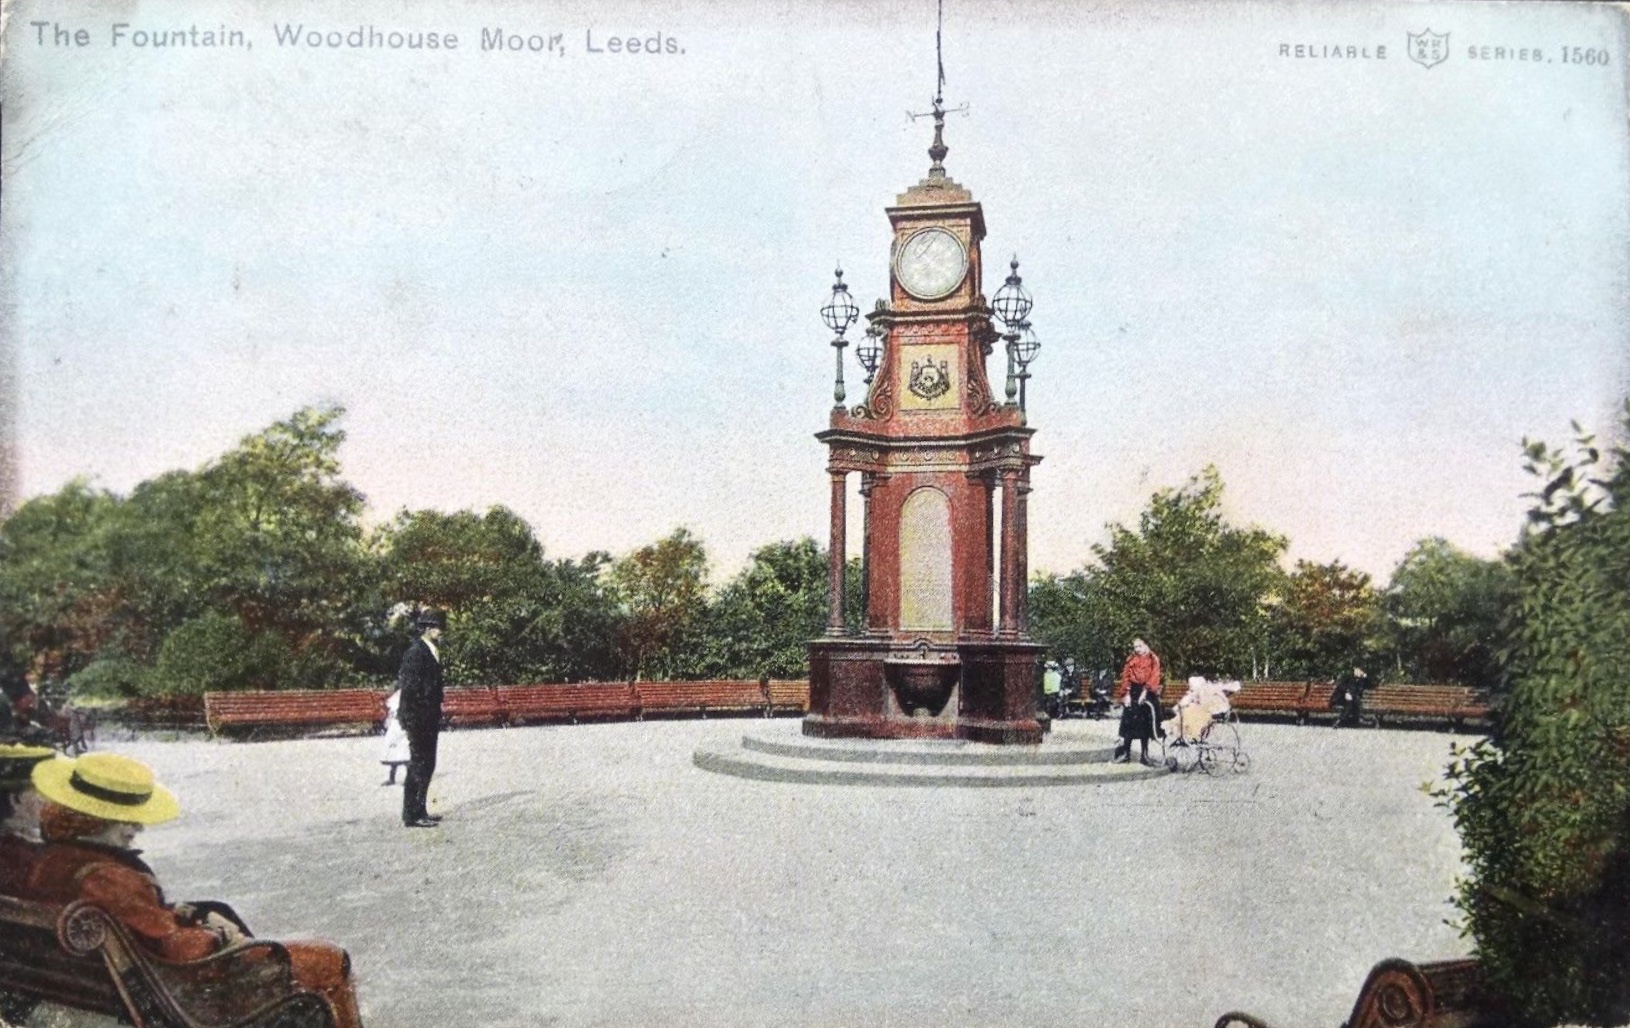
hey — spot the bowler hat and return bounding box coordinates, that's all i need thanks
[0,743,57,792]
[32,752,180,825]
[415,608,446,629]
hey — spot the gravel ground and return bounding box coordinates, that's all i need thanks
[25,718,1471,1028]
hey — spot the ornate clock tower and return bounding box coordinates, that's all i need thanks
[805,101,1045,745]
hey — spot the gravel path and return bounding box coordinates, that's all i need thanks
[27,719,1470,1028]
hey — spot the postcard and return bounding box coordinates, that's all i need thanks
[1,1,1626,1026]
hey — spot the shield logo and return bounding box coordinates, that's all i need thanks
[908,359,951,402]
[1408,29,1449,69]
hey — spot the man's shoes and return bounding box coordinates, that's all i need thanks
[404,817,439,829]
[424,814,443,823]
[1140,756,1160,768]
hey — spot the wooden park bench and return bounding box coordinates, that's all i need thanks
[203,690,386,739]
[765,680,811,716]
[1156,680,1190,711]
[0,894,341,1027]
[439,686,505,729]
[634,680,771,719]
[495,684,638,725]
[1215,955,1486,1028]
[1363,685,1489,731]
[1231,681,1318,722]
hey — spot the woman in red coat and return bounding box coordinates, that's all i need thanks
[26,752,363,1028]
[1114,638,1163,766]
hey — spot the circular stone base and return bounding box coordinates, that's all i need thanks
[693,721,1167,787]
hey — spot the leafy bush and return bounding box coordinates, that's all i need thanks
[148,612,290,695]
[1444,405,1630,1026]
[64,658,151,700]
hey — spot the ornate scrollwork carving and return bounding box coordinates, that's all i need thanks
[966,366,1000,415]
[1349,962,1437,1028]
[58,903,109,956]
[867,372,895,420]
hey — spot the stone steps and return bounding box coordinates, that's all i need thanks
[694,723,1168,787]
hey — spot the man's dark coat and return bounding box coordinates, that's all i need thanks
[396,638,444,739]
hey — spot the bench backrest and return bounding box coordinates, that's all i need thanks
[635,681,769,708]
[0,895,337,1027]
[0,895,125,1018]
[204,690,387,731]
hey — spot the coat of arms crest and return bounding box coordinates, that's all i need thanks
[908,358,952,402]
[1408,29,1449,69]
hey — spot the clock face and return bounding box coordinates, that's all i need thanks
[894,227,968,301]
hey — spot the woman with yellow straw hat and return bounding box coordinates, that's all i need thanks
[27,753,363,1028]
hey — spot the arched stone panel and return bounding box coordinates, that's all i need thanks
[898,486,953,631]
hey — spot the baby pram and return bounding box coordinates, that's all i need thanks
[1161,676,1250,775]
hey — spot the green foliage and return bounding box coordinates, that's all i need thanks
[149,611,292,696]
[1382,537,1516,690]
[1444,406,1630,1025]
[376,506,621,684]
[63,658,150,701]
[610,528,710,681]
[1266,560,1382,680]
[1028,570,1124,676]
[0,480,120,677]
[1031,467,1286,678]
[684,538,829,679]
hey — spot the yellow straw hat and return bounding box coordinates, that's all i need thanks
[0,743,59,791]
[32,753,180,825]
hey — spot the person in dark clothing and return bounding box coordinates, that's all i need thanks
[398,609,447,828]
[1331,665,1369,728]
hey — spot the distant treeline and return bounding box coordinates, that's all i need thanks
[0,405,1510,698]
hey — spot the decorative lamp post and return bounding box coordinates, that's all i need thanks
[856,322,884,386]
[821,266,860,406]
[991,256,1034,407]
[1012,320,1040,411]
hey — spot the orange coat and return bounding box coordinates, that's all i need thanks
[24,840,221,961]
[1115,651,1163,701]
[23,840,361,1027]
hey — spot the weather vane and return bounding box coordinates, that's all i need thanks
[907,0,969,177]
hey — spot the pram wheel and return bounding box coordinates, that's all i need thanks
[1197,745,1219,775]
[1197,717,1244,776]
[1165,740,1198,773]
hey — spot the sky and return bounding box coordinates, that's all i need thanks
[2,0,1627,585]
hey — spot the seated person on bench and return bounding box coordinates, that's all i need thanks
[0,743,63,889]
[25,753,363,1028]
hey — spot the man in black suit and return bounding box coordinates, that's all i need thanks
[398,609,447,828]
[1331,664,1369,728]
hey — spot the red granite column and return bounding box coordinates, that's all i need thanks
[827,470,847,635]
[1016,472,1032,636]
[858,473,875,629]
[998,468,1020,636]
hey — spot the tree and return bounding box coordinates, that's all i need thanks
[0,480,121,680]
[1028,570,1126,677]
[1382,537,1516,689]
[1443,409,1630,1025]
[1266,560,1381,680]
[1043,467,1287,678]
[686,538,833,679]
[0,407,374,695]
[376,506,621,685]
[610,528,709,681]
